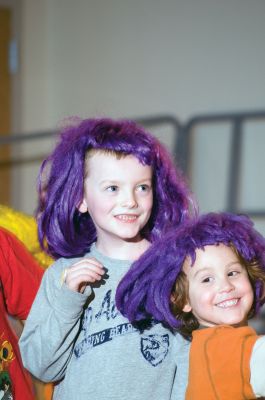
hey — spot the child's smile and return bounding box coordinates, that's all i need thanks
[215,298,240,308]
[114,214,138,222]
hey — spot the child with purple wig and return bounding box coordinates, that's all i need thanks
[19,118,197,400]
[116,212,265,399]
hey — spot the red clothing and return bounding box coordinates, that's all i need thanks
[186,325,257,400]
[0,227,44,400]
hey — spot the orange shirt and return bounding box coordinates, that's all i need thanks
[186,325,258,400]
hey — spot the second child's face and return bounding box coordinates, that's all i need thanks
[183,244,254,328]
[79,151,153,247]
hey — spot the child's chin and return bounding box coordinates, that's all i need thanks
[219,317,247,327]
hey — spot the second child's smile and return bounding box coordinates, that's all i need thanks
[215,298,239,308]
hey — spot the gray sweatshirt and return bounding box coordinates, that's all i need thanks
[19,244,189,400]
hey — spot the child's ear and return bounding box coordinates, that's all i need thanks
[78,199,88,213]
[170,293,192,313]
[182,302,192,313]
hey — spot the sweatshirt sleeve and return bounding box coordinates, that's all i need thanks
[250,335,265,397]
[18,258,92,382]
[171,333,190,400]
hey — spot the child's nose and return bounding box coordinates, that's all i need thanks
[218,277,234,293]
[120,190,137,208]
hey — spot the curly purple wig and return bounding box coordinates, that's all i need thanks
[37,118,197,258]
[116,212,265,329]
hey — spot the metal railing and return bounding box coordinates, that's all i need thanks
[1,110,265,218]
[180,110,265,216]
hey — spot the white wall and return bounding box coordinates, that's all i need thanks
[15,0,265,232]
[20,0,265,126]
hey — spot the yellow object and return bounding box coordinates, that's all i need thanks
[0,204,53,268]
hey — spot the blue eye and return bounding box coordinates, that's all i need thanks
[137,184,151,192]
[106,186,118,192]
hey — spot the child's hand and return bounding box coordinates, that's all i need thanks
[62,258,105,293]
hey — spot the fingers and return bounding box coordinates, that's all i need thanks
[62,258,105,293]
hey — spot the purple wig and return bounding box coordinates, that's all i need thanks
[37,118,197,258]
[116,212,265,329]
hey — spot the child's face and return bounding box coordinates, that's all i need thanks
[78,151,153,246]
[182,244,254,328]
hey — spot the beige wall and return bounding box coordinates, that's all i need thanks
[8,0,265,233]
[20,0,265,130]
